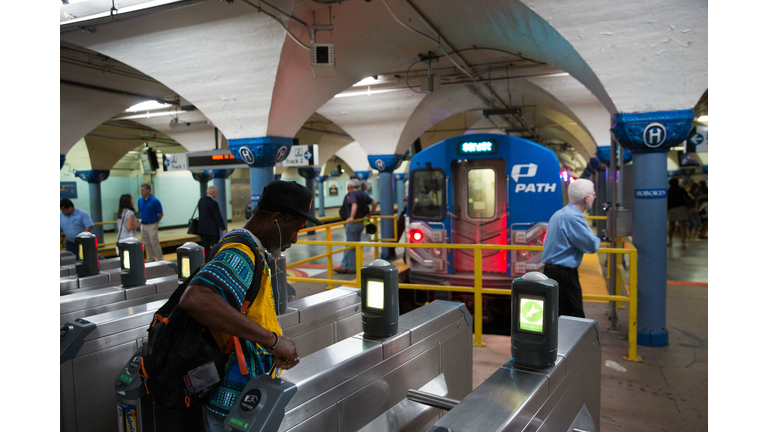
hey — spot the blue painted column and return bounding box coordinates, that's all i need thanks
[191,170,214,199]
[76,170,110,244]
[229,137,294,207]
[316,175,327,217]
[213,169,235,229]
[394,173,406,215]
[368,155,404,259]
[612,110,694,347]
[299,167,321,233]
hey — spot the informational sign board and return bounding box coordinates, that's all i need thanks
[277,144,319,167]
[184,150,247,171]
[60,182,77,199]
[162,153,189,171]
[684,125,708,153]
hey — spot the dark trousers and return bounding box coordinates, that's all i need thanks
[66,241,76,255]
[543,264,585,318]
[201,234,220,262]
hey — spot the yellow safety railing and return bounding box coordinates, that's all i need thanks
[285,235,641,363]
[288,214,398,290]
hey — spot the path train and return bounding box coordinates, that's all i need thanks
[404,134,565,331]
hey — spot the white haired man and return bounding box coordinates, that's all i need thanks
[541,178,602,318]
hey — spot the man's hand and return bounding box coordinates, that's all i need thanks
[347,217,354,222]
[222,230,227,236]
[271,335,300,369]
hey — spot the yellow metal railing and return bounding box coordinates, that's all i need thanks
[285,234,641,362]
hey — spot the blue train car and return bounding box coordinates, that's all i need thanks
[405,134,564,289]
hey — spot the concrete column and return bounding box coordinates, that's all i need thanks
[75,170,110,244]
[612,109,695,347]
[299,167,321,234]
[316,175,327,217]
[596,166,607,237]
[228,137,295,207]
[213,169,234,229]
[191,171,214,199]
[394,173,406,215]
[368,155,404,259]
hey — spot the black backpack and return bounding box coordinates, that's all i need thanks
[338,193,351,220]
[139,237,264,410]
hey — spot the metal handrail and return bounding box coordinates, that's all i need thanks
[287,237,641,362]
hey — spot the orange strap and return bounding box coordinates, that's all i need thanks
[139,357,150,394]
[232,336,248,376]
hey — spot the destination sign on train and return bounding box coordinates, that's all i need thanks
[458,140,497,155]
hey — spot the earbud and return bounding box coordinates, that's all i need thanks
[274,219,278,225]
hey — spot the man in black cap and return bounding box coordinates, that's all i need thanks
[180,180,322,431]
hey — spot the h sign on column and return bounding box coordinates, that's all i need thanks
[643,123,667,148]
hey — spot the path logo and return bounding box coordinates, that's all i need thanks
[511,163,537,182]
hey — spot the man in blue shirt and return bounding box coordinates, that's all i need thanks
[541,179,601,318]
[138,183,164,261]
[336,178,377,274]
[60,198,94,254]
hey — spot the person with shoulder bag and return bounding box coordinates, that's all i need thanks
[115,194,141,254]
[336,178,377,274]
[142,180,322,432]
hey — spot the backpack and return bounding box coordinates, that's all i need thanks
[138,237,264,410]
[338,193,351,220]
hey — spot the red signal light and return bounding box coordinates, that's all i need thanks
[410,229,425,243]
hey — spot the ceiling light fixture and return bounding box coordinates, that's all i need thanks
[697,115,708,122]
[113,110,187,121]
[125,101,172,112]
[333,88,405,98]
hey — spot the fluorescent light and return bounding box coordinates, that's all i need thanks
[697,115,708,122]
[126,101,172,112]
[60,0,186,25]
[113,110,187,120]
[353,76,381,87]
[334,88,404,98]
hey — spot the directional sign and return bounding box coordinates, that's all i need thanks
[277,144,319,167]
[689,133,705,146]
[162,153,188,171]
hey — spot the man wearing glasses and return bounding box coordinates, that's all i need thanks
[541,179,601,318]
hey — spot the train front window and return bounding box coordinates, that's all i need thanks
[410,168,446,221]
[467,168,496,219]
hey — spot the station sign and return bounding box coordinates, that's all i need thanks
[162,153,189,171]
[60,182,77,199]
[277,144,319,167]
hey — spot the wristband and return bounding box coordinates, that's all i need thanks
[267,332,279,351]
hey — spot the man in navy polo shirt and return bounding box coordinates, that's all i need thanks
[60,198,94,254]
[138,183,164,261]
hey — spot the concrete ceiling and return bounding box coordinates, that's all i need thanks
[59,0,706,175]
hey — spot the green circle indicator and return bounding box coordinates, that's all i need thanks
[520,298,544,333]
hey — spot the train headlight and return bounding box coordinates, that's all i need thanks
[410,229,425,242]
[518,250,531,261]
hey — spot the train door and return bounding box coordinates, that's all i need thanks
[452,159,507,273]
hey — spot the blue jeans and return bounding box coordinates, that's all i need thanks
[340,221,364,270]
[202,408,225,432]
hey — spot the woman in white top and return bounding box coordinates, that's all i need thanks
[115,194,141,253]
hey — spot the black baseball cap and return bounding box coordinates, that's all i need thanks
[257,180,323,225]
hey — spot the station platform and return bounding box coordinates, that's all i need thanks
[112,216,705,431]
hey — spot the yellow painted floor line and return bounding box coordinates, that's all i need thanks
[579,254,609,303]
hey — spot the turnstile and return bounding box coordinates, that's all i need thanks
[59,275,178,325]
[63,287,365,432]
[60,256,122,277]
[224,300,474,432]
[425,316,601,432]
[60,260,176,295]
[61,250,76,266]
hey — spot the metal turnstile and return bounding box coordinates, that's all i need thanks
[60,256,123,277]
[60,260,177,295]
[425,316,602,432]
[59,275,178,325]
[63,287,365,432]
[61,250,76,266]
[225,300,474,432]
